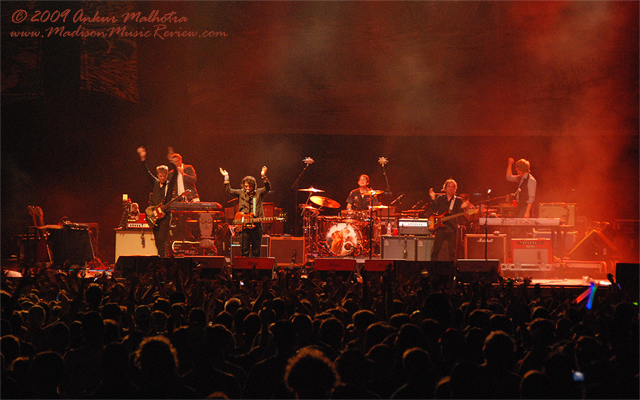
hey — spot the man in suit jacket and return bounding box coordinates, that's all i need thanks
[168,151,200,202]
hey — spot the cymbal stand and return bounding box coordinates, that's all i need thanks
[291,158,314,236]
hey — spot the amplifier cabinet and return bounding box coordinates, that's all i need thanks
[465,234,507,263]
[269,236,306,266]
[511,238,552,265]
[231,235,269,262]
[115,229,156,262]
[381,236,433,261]
[539,203,576,226]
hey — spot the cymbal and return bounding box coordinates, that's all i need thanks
[298,186,324,193]
[368,189,384,196]
[299,204,319,211]
[310,196,340,208]
[370,205,388,209]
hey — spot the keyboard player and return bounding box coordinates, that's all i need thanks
[506,158,537,218]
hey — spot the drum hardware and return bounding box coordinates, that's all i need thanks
[298,187,325,193]
[309,196,341,208]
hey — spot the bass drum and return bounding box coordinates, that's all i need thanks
[325,222,363,256]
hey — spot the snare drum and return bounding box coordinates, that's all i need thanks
[324,222,363,256]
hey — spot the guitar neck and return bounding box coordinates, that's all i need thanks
[234,216,281,224]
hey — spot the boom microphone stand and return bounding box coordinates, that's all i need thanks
[291,157,314,236]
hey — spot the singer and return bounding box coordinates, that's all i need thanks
[506,158,537,218]
[220,166,271,257]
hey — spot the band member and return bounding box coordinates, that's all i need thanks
[506,158,536,218]
[167,149,199,202]
[346,174,379,210]
[429,179,463,261]
[220,166,270,257]
[138,147,177,257]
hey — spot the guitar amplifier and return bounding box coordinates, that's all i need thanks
[511,238,552,265]
[269,236,306,266]
[465,234,507,263]
[381,235,433,261]
[398,219,431,236]
[231,235,269,261]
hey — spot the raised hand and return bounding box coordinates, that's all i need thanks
[219,167,228,176]
[137,146,146,161]
[261,166,267,178]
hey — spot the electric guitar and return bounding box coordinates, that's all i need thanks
[428,209,478,232]
[232,212,285,233]
[145,189,192,227]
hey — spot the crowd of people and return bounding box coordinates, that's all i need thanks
[1,260,638,399]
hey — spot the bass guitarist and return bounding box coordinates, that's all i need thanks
[138,146,177,257]
[220,166,270,257]
[428,179,463,261]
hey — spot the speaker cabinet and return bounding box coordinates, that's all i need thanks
[511,238,552,265]
[381,236,433,261]
[190,256,228,279]
[233,257,276,270]
[114,255,160,278]
[465,234,507,262]
[615,262,639,291]
[566,228,617,261]
[48,225,95,267]
[539,203,577,226]
[314,258,356,271]
[231,235,269,261]
[269,237,306,266]
[364,259,394,272]
[456,259,500,282]
[393,260,453,284]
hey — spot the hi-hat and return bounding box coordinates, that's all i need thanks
[310,196,340,208]
[299,204,319,211]
[298,187,324,193]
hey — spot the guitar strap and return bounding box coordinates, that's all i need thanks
[448,197,456,212]
[252,197,257,216]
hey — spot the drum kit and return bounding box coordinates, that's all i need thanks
[299,187,387,257]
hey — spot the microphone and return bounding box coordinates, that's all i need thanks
[390,194,405,205]
[303,157,314,165]
[411,200,423,209]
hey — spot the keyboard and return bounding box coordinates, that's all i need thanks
[478,217,564,226]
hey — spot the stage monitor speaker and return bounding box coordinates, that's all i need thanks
[114,256,160,278]
[269,237,306,266]
[189,256,228,279]
[538,203,577,226]
[615,262,639,291]
[364,259,394,272]
[456,259,500,282]
[314,258,356,271]
[393,260,453,284]
[566,228,617,261]
[465,234,507,263]
[233,257,276,270]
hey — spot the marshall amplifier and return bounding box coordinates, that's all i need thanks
[398,219,431,236]
[465,234,507,263]
[381,235,433,261]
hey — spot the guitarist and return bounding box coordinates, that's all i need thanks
[220,166,270,257]
[138,146,177,257]
[428,179,463,261]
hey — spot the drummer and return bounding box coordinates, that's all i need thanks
[346,174,379,211]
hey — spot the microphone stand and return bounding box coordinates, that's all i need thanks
[291,161,312,236]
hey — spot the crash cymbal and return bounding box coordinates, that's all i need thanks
[368,189,385,196]
[370,205,389,210]
[298,186,325,193]
[310,196,340,208]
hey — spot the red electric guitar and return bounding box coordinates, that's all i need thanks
[145,189,192,227]
[428,209,478,232]
[232,212,285,233]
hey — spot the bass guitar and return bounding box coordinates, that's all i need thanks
[232,212,285,233]
[145,189,192,227]
[428,209,478,232]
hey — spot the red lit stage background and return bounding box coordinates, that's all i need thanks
[2,1,638,264]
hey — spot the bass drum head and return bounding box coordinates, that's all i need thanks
[325,223,362,256]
